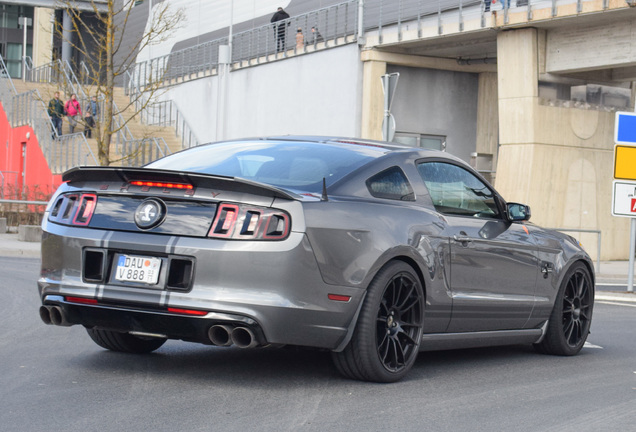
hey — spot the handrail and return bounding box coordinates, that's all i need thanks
[11,88,97,172]
[0,54,17,100]
[79,61,90,85]
[126,69,200,149]
[118,137,169,167]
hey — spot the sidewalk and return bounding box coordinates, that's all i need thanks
[1,231,634,301]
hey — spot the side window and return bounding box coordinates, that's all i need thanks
[366,166,415,201]
[417,162,500,218]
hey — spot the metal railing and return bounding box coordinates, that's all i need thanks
[24,57,135,149]
[1,55,97,174]
[118,137,169,167]
[233,1,359,65]
[11,89,97,173]
[126,37,228,92]
[125,68,200,149]
[26,58,87,100]
[138,98,200,149]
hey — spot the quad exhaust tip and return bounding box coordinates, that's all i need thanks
[39,305,72,327]
[208,324,261,348]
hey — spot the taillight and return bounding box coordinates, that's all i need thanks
[49,193,98,226]
[208,203,290,240]
[73,194,97,225]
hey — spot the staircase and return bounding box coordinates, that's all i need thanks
[111,87,183,155]
[12,79,184,168]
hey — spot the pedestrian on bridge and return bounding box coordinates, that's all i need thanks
[84,95,99,138]
[271,7,290,53]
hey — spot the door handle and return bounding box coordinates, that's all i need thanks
[453,233,472,243]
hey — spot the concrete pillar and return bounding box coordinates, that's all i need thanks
[61,9,72,64]
[494,27,625,260]
[475,72,499,183]
[497,28,538,147]
[360,58,386,140]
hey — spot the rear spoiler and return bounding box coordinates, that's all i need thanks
[62,166,299,201]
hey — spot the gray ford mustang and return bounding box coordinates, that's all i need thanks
[38,136,594,382]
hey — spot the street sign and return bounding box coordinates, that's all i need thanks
[381,73,399,142]
[381,113,396,142]
[615,111,636,144]
[381,73,399,111]
[614,145,636,180]
[611,180,636,217]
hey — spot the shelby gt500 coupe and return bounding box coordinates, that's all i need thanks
[38,137,594,382]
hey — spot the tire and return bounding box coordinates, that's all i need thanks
[534,262,594,356]
[332,261,424,383]
[86,328,167,354]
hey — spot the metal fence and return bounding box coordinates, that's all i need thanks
[117,137,169,167]
[233,1,359,65]
[138,98,200,149]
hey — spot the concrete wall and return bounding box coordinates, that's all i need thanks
[386,65,479,163]
[161,44,363,143]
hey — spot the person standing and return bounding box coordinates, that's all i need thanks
[84,95,99,138]
[271,7,290,53]
[295,27,304,50]
[65,94,82,134]
[47,91,64,137]
[310,26,324,45]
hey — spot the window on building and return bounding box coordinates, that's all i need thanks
[393,132,446,151]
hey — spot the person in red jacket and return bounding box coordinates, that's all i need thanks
[65,94,82,134]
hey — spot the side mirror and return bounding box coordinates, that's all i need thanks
[507,203,531,222]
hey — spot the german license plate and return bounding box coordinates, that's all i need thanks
[115,254,161,284]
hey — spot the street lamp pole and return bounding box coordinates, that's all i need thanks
[19,16,31,81]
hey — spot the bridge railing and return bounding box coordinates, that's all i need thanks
[233,1,359,65]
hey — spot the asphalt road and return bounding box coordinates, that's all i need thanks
[2,256,636,432]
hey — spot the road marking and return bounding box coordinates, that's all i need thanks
[597,300,636,308]
[583,342,603,349]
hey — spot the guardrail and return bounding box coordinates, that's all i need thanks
[546,228,601,274]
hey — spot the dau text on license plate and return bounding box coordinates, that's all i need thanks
[116,254,161,284]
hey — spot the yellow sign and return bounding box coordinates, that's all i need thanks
[614,145,636,180]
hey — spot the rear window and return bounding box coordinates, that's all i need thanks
[147,141,381,193]
[366,166,414,201]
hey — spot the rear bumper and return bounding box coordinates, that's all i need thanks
[41,294,262,344]
[38,223,366,350]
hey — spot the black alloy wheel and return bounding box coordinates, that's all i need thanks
[535,262,594,356]
[332,261,424,382]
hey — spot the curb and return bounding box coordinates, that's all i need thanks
[595,293,636,303]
